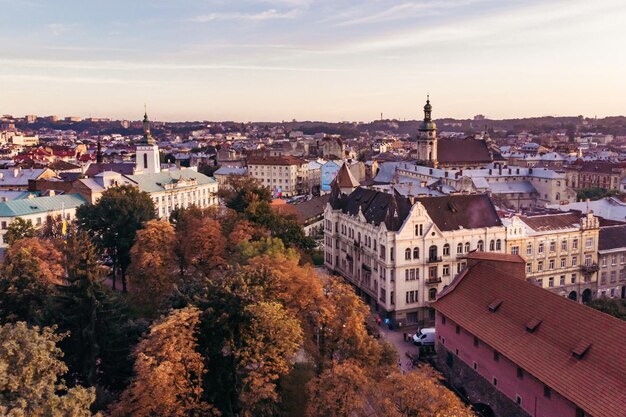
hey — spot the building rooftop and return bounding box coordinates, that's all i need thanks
[124,169,216,194]
[434,256,626,417]
[519,212,583,232]
[598,224,626,251]
[437,137,492,165]
[247,154,307,166]
[0,193,88,217]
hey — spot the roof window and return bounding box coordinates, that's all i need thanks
[488,299,503,312]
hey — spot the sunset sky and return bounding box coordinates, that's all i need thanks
[1,0,625,121]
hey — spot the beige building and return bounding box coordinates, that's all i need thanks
[598,225,626,299]
[324,185,506,327]
[503,212,600,303]
[247,154,308,197]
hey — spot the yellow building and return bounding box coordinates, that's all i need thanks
[503,211,599,303]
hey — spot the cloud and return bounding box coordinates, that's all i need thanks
[190,8,300,22]
[46,23,74,36]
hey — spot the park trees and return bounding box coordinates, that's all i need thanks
[3,217,37,246]
[76,185,155,292]
[0,322,97,417]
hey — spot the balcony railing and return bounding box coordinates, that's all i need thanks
[580,264,599,274]
[427,256,443,263]
[426,277,442,284]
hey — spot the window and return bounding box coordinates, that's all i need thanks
[457,243,463,254]
[455,325,460,334]
[493,351,500,362]
[493,377,498,386]
[537,278,543,287]
[572,239,578,249]
[610,271,617,282]
[601,256,607,267]
[496,239,502,251]
[549,241,556,252]
[586,237,593,249]
[571,273,577,284]
[442,264,450,276]
[561,258,566,268]
[538,242,544,254]
[415,224,423,236]
[516,395,522,406]
[443,243,450,256]
[143,153,148,169]
[405,268,418,281]
[571,256,577,267]
[428,288,437,301]
[473,336,479,347]
[380,245,386,260]
[511,246,519,255]
[405,248,411,260]
[611,255,617,265]
[601,272,607,284]
[406,290,418,304]
[548,277,554,287]
[585,254,592,266]
[390,247,394,261]
[517,367,524,379]
[526,263,532,273]
[489,240,495,251]
[464,242,470,253]
[473,362,478,370]
[537,261,543,271]
[477,240,484,251]
[526,243,532,255]
[560,275,565,286]
[413,247,419,259]
[0,221,6,230]
[561,240,568,251]
[549,259,555,270]
[544,385,551,399]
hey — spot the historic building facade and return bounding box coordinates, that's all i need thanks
[324,185,506,327]
[597,224,626,299]
[503,212,600,303]
[247,154,308,197]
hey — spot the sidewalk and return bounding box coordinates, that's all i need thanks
[379,324,421,373]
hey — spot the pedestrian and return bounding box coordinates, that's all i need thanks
[403,332,407,342]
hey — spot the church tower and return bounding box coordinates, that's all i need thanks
[415,96,438,167]
[135,111,160,174]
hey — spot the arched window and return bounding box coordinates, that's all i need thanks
[429,288,437,301]
[489,240,495,251]
[457,243,463,254]
[143,153,148,169]
[464,242,470,253]
[496,239,502,251]
[477,240,484,251]
[556,192,560,201]
[429,245,438,261]
[413,247,419,259]
[443,243,450,256]
[405,248,411,260]
[357,232,361,243]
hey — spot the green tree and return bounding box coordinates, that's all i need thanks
[0,322,98,417]
[588,297,626,321]
[4,217,37,246]
[76,185,156,292]
[108,307,216,417]
[219,175,271,213]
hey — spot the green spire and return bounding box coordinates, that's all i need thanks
[141,109,155,145]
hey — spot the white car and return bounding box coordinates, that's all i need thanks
[412,328,436,346]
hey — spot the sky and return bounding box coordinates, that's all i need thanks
[1,0,625,122]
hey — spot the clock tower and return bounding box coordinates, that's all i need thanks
[135,111,160,175]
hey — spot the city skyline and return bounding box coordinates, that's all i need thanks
[1,0,625,122]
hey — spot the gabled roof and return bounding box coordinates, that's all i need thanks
[415,194,502,231]
[85,162,134,177]
[434,258,626,417]
[331,163,359,188]
[598,225,626,251]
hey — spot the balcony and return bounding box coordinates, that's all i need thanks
[427,256,443,263]
[354,240,361,248]
[426,277,442,285]
[580,264,599,274]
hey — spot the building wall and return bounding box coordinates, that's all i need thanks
[598,249,626,298]
[248,162,308,197]
[0,208,78,249]
[149,182,218,219]
[435,312,578,417]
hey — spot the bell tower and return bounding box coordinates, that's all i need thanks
[415,95,438,167]
[135,110,160,174]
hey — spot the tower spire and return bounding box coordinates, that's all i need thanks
[96,137,103,164]
[141,108,155,145]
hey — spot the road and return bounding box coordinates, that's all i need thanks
[379,323,423,373]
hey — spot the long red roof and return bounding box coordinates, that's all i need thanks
[434,257,626,417]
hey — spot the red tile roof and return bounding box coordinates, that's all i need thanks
[520,212,582,232]
[331,163,359,188]
[434,257,626,417]
[437,137,492,165]
[464,251,525,263]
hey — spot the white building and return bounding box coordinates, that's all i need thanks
[247,154,308,197]
[135,112,160,175]
[324,184,506,327]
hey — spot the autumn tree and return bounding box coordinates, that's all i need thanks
[0,322,97,417]
[128,220,177,315]
[305,360,369,417]
[0,237,64,323]
[219,175,272,213]
[76,185,155,292]
[108,306,215,417]
[375,366,475,417]
[237,301,302,417]
[3,217,37,246]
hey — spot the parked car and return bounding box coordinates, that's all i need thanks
[412,327,435,346]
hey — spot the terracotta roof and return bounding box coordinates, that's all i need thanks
[599,225,626,251]
[273,195,330,225]
[520,212,582,232]
[577,161,626,174]
[434,258,626,417]
[84,162,134,177]
[437,138,492,165]
[415,194,502,232]
[464,251,525,263]
[331,163,359,188]
[247,154,307,166]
